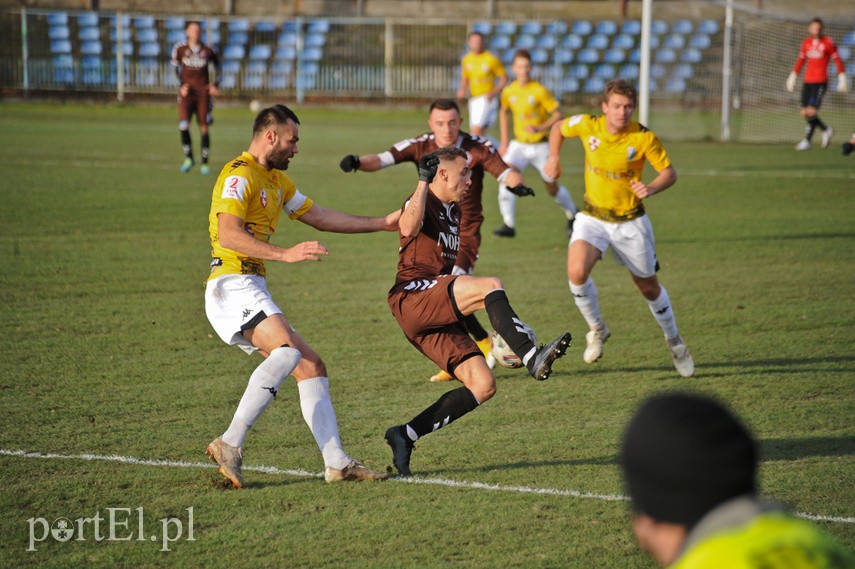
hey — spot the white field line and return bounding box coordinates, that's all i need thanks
[2,448,853,525]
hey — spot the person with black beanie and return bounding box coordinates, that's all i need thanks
[619,392,855,568]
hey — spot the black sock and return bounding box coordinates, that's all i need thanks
[180,130,193,159]
[406,386,479,440]
[463,313,489,342]
[814,115,827,131]
[201,134,210,164]
[484,289,536,360]
[806,116,820,141]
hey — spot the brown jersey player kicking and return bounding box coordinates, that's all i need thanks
[384,148,571,476]
[171,21,220,174]
[340,99,535,383]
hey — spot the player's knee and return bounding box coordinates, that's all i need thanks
[483,276,504,292]
[178,120,190,130]
[470,375,496,402]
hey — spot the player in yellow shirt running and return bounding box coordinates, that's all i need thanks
[545,79,693,377]
[205,104,398,488]
[457,31,508,141]
[495,49,578,239]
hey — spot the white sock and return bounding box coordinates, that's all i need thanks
[569,278,604,330]
[298,376,350,469]
[221,346,301,448]
[498,184,518,227]
[553,185,577,219]
[647,286,679,340]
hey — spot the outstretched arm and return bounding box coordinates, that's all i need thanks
[218,212,329,262]
[339,153,384,173]
[298,203,399,233]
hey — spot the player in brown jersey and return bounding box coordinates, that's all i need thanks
[383,148,572,476]
[339,98,535,382]
[171,21,221,175]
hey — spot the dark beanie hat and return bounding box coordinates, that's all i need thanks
[619,392,758,528]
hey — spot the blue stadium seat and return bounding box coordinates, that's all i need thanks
[270,73,291,90]
[165,17,185,31]
[79,27,100,41]
[219,73,237,89]
[847,62,855,76]
[134,16,155,29]
[651,20,668,35]
[228,31,249,45]
[204,30,221,45]
[672,19,693,35]
[82,55,102,85]
[221,60,241,74]
[663,34,685,49]
[619,63,639,79]
[577,48,599,63]
[613,34,635,50]
[838,46,851,61]
[223,44,245,60]
[546,21,568,35]
[520,21,542,35]
[584,76,606,93]
[275,46,297,61]
[567,64,589,79]
[603,48,625,64]
[562,34,583,50]
[255,20,277,33]
[243,74,265,90]
[621,20,641,35]
[689,34,711,49]
[843,31,855,46]
[167,29,185,45]
[282,21,299,34]
[594,64,616,79]
[501,49,515,65]
[77,12,99,28]
[300,47,323,61]
[554,48,573,64]
[472,21,491,35]
[587,34,609,50]
[50,39,72,54]
[110,14,130,29]
[561,77,580,93]
[654,48,677,63]
[113,42,133,56]
[697,19,719,35]
[537,35,557,50]
[52,54,74,84]
[648,35,661,49]
[596,20,618,36]
[81,41,102,55]
[307,19,330,34]
[135,59,159,87]
[272,60,293,74]
[47,12,69,26]
[489,35,512,50]
[49,26,70,40]
[629,48,640,63]
[664,77,686,93]
[515,34,537,50]
[136,28,158,43]
[278,31,298,47]
[650,63,667,79]
[246,61,267,74]
[682,48,702,63]
[202,19,221,31]
[228,19,251,32]
[571,20,593,35]
[530,48,549,64]
[138,42,160,58]
[305,32,326,48]
[495,22,517,36]
[672,63,694,79]
[249,44,272,60]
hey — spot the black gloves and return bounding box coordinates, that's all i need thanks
[418,153,440,183]
[507,184,535,197]
[339,154,361,172]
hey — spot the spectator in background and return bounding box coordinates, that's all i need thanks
[456,31,508,143]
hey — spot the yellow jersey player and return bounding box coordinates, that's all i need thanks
[545,79,693,377]
[495,49,578,239]
[457,31,507,141]
[205,104,399,488]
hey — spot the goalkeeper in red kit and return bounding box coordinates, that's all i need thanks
[786,18,848,151]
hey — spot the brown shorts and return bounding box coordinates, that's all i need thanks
[178,88,211,124]
[388,275,481,373]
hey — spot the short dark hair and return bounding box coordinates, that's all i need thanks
[513,49,532,62]
[185,20,200,30]
[429,98,460,114]
[252,104,301,136]
[468,31,485,40]
[810,17,824,30]
[603,79,638,107]
[433,146,468,164]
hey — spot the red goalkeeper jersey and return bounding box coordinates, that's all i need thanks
[792,35,845,84]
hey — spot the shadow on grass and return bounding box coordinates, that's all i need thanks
[411,454,618,478]
[660,231,855,245]
[759,436,855,462]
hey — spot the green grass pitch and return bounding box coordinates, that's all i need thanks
[0,101,853,567]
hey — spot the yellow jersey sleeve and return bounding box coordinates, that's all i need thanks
[462,51,506,98]
[503,81,560,144]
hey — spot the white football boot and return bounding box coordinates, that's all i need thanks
[667,337,695,378]
[583,324,611,364]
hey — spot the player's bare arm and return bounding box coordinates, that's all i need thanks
[298,203,400,233]
[339,153,382,173]
[217,212,329,262]
[498,106,511,155]
[456,76,469,100]
[527,109,563,135]
[544,122,566,179]
[399,181,430,237]
[488,75,509,101]
[630,165,678,199]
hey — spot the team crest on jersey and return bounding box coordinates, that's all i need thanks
[528,95,536,106]
[260,188,268,207]
[627,146,636,160]
[588,137,601,151]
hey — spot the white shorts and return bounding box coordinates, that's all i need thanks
[570,212,658,278]
[468,94,499,128]
[502,140,555,183]
[205,274,283,355]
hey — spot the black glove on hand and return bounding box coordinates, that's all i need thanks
[418,153,440,183]
[508,184,535,197]
[339,154,361,172]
